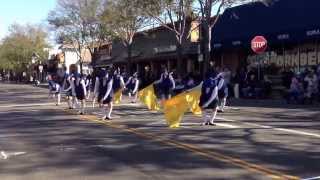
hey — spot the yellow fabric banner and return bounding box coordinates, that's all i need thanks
[113,90,122,104]
[186,88,202,116]
[163,86,202,128]
[163,92,189,128]
[138,84,160,111]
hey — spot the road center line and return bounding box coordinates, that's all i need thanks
[71,112,298,180]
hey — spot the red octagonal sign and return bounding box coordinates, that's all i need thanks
[251,36,268,54]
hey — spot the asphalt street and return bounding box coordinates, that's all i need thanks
[0,83,319,180]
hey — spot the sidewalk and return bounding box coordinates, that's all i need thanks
[30,81,319,111]
[229,98,320,109]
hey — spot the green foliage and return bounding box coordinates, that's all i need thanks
[101,0,149,46]
[48,0,111,56]
[0,24,49,71]
[139,0,196,44]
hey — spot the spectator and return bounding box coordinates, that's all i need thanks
[286,76,304,104]
[245,66,257,82]
[311,69,319,95]
[282,68,294,89]
[242,74,257,98]
[222,67,232,97]
[262,75,272,98]
[141,66,154,89]
[183,73,196,90]
[237,67,247,98]
[304,70,318,104]
[231,70,240,99]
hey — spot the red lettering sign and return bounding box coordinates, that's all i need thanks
[251,36,268,54]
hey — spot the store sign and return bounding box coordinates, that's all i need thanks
[306,29,320,36]
[251,36,268,54]
[154,45,177,54]
[247,46,320,69]
[277,34,290,40]
[232,41,242,46]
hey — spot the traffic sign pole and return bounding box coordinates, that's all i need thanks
[251,36,268,80]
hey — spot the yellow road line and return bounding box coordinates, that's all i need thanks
[65,110,300,180]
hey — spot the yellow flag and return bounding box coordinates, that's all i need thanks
[138,84,160,111]
[163,92,189,128]
[163,85,202,128]
[186,87,202,116]
[113,90,122,104]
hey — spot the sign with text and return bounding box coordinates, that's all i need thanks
[154,45,177,54]
[251,36,268,54]
[247,43,320,69]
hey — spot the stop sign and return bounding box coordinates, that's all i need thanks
[251,36,268,54]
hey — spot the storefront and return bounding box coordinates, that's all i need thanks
[211,0,320,74]
[93,22,202,78]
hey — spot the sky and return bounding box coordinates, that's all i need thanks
[0,0,56,40]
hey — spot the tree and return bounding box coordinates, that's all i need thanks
[48,0,110,73]
[0,23,49,73]
[141,0,196,76]
[101,0,149,73]
[194,0,261,75]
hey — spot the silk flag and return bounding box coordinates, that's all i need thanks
[163,92,189,128]
[186,86,202,116]
[113,90,122,104]
[138,84,160,111]
[163,86,202,128]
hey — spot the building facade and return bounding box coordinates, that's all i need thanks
[59,44,92,74]
[94,0,320,78]
[211,0,320,74]
[93,21,202,78]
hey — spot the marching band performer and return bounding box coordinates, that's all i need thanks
[83,74,91,100]
[113,68,126,102]
[48,74,61,106]
[125,72,139,103]
[94,68,114,120]
[73,73,87,115]
[155,67,175,101]
[217,72,228,113]
[64,73,78,109]
[199,72,219,126]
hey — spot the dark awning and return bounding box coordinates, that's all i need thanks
[212,0,320,50]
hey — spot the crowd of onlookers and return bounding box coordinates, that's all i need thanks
[2,64,320,105]
[198,64,320,105]
[229,65,320,104]
[232,66,272,99]
[282,66,320,104]
[0,71,46,83]
[0,71,27,82]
